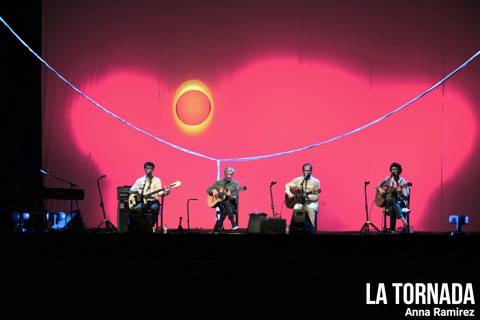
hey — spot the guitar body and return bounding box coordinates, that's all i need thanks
[207,187,227,208]
[128,181,181,210]
[374,190,386,207]
[207,185,246,208]
[374,182,411,208]
[128,193,144,210]
[285,189,307,209]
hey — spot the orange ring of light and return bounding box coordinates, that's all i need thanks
[173,80,214,135]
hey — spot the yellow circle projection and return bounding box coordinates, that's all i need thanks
[173,80,214,134]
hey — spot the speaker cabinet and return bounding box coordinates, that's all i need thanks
[260,217,286,234]
[117,186,131,233]
[247,212,267,234]
[290,210,314,234]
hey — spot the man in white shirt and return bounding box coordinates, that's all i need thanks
[129,161,168,232]
[285,163,321,233]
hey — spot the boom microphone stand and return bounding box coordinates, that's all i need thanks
[359,181,380,234]
[40,169,80,214]
[95,175,116,232]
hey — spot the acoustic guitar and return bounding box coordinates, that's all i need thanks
[374,182,411,207]
[207,185,247,208]
[285,188,313,209]
[128,180,181,209]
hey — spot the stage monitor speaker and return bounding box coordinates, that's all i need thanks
[247,212,267,234]
[260,217,286,234]
[289,210,313,234]
[117,186,131,233]
[289,211,310,233]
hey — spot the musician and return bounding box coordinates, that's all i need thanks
[285,163,321,233]
[129,161,168,232]
[207,166,239,233]
[376,162,410,232]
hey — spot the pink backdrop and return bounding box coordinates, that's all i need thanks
[42,0,480,231]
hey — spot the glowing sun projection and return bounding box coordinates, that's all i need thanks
[173,80,214,134]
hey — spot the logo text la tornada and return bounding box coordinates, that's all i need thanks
[366,283,475,305]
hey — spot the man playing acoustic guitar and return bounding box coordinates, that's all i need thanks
[207,166,241,233]
[129,161,169,232]
[285,163,321,233]
[375,162,410,233]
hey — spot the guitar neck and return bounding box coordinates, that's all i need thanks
[144,188,165,197]
[144,183,179,197]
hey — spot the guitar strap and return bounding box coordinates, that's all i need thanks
[142,177,152,197]
[302,178,308,199]
[146,177,152,192]
[387,176,403,201]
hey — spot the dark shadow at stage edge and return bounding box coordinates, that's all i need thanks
[2,232,479,316]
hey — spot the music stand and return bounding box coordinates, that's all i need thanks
[360,181,380,234]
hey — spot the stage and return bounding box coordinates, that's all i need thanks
[2,1,480,317]
[3,231,479,316]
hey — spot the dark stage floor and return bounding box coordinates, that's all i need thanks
[3,231,479,317]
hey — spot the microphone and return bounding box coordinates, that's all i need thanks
[270,181,277,186]
[304,173,310,180]
[364,181,370,185]
[188,198,198,201]
[100,174,106,179]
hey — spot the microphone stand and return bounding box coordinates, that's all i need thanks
[187,198,198,231]
[359,181,380,234]
[269,182,277,217]
[301,178,309,231]
[407,183,412,233]
[40,169,79,188]
[95,175,116,232]
[158,195,165,233]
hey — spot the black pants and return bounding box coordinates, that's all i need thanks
[213,200,237,232]
[129,200,160,233]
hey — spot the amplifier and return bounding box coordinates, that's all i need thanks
[117,186,131,232]
[260,217,287,234]
[117,185,131,200]
[247,212,267,234]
